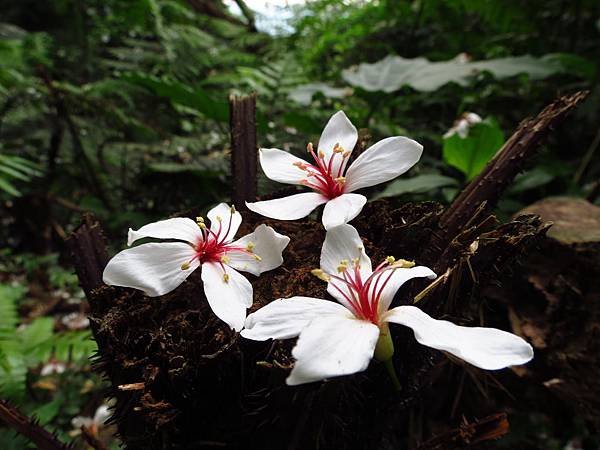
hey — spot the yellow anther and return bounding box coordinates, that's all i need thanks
[293,161,308,171]
[342,150,351,158]
[216,215,222,222]
[311,269,331,282]
[333,143,344,153]
[196,216,204,223]
[394,259,415,269]
[337,259,348,273]
[386,256,396,264]
[181,262,190,270]
[335,176,346,185]
[230,205,236,214]
[245,241,255,252]
[223,273,230,283]
[469,240,479,253]
[253,254,262,261]
[318,150,325,159]
[307,142,314,153]
[351,257,361,269]
[220,255,231,264]
[198,222,206,229]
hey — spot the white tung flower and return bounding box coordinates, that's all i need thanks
[102,203,290,331]
[246,111,423,230]
[71,404,111,437]
[242,224,533,386]
[443,112,483,139]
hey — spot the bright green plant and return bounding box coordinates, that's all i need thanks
[0,283,97,401]
[442,117,505,180]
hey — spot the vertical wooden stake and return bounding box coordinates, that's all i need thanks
[229,93,257,211]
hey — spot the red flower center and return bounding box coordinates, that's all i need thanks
[179,211,254,277]
[295,143,350,199]
[323,258,402,325]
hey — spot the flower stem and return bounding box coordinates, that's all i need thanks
[383,358,401,392]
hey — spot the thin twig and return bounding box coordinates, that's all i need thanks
[234,0,257,31]
[81,426,109,450]
[0,398,72,450]
[573,127,600,185]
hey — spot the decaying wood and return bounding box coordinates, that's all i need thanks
[229,93,258,210]
[0,398,72,450]
[65,213,109,300]
[424,91,589,272]
[417,413,509,449]
[500,197,600,427]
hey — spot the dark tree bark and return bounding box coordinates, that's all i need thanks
[229,93,258,211]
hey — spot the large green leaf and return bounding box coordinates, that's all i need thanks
[510,167,555,193]
[374,174,459,199]
[342,54,567,93]
[442,118,505,180]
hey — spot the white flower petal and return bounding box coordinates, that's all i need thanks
[259,148,309,185]
[93,405,111,426]
[320,224,372,276]
[241,296,350,341]
[345,136,423,192]
[71,416,94,429]
[207,203,242,244]
[286,316,379,385]
[102,242,199,297]
[375,266,436,314]
[317,111,358,175]
[321,193,367,230]
[246,192,328,220]
[384,305,534,370]
[127,217,203,246]
[201,262,252,331]
[226,224,290,276]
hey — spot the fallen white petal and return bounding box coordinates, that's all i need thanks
[287,315,379,385]
[317,111,358,175]
[201,262,252,331]
[345,136,423,192]
[127,217,203,246]
[227,224,290,276]
[102,242,199,297]
[375,266,436,314]
[320,224,372,276]
[241,296,350,341]
[321,193,367,230]
[384,305,534,370]
[246,192,328,220]
[207,203,242,244]
[259,148,309,185]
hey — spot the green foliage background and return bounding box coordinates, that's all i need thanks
[0,0,598,448]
